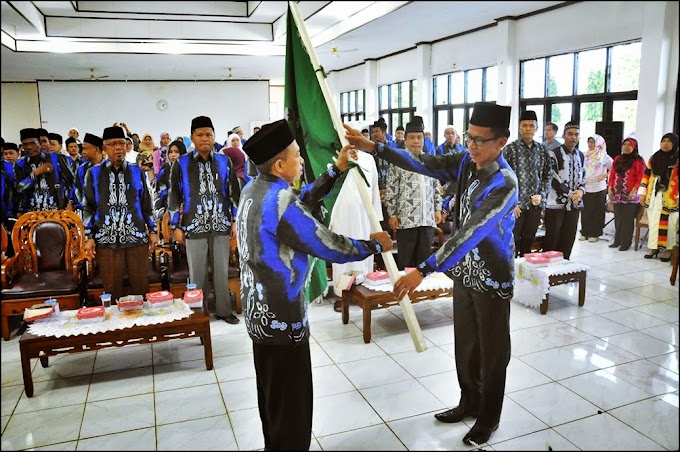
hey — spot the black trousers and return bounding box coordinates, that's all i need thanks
[581,190,607,238]
[453,283,511,428]
[613,203,639,249]
[543,208,581,260]
[253,341,313,451]
[513,206,542,257]
[395,226,434,270]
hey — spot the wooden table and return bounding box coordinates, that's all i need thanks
[540,271,586,314]
[513,259,588,315]
[19,306,213,397]
[340,284,453,343]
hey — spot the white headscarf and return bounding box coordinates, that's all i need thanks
[227,133,242,149]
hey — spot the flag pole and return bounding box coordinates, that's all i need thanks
[288,2,427,353]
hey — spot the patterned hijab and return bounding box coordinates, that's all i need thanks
[614,137,644,174]
[585,134,608,174]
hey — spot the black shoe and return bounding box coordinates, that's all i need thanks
[463,423,499,446]
[644,249,659,259]
[618,246,630,251]
[434,406,478,423]
[608,243,620,248]
[217,314,240,324]
[333,299,343,313]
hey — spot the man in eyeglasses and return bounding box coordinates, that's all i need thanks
[344,101,518,447]
[14,128,75,214]
[82,126,157,304]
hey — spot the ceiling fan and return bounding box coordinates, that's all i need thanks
[319,41,359,58]
[76,67,110,81]
[219,67,261,81]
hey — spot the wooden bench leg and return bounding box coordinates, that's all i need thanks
[341,295,349,324]
[362,307,372,343]
[578,272,586,307]
[540,294,549,315]
[1,314,10,341]
[20,344,34,397]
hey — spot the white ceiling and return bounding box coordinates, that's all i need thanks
[1,1,563,85]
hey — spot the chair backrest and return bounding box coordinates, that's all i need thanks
[11,210,86,274]
[34,222,66,271]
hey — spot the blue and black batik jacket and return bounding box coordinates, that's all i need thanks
[82,160,156,248]
[72,158,107,211]
[374,141,518,299]
[237,166,384,345]
[14,151,75,213]
[167,149,241,239]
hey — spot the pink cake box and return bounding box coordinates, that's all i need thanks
[77,306,106,323]
[117,298,144,311]
[24,305,56,323]
[524,253,549,267]
[365,270,391,286]
[542,251,564,262]
[183,289,204,308]
[146,290,174,308]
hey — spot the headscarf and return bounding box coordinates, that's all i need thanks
[614,137,644,173]
[168,140,187,157]
[226,133,242,150]
[651,132,679,193]
[138,132,156,153]
[585,134,609,174]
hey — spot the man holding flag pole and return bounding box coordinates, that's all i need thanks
[344,102,518,446]
[284,2,428,353]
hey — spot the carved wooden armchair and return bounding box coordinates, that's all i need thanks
[1,210,87,340]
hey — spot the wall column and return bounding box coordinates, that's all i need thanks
[495,18,519,131]
[635,1,679,160]
[364,59,379,121]
[415,43,433,132]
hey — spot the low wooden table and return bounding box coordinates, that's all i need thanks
[513,259,588,315]
[19,306,213,397]
[341,284,453,343]
[541,271,586,314]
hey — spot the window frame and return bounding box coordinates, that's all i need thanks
[339,89,366,123]
[378,80,416,135]
[519,41,640,143]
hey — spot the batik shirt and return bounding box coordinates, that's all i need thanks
[14,151,74,213]
[237,167,383,345]
[503,139,551,209]
[546,145,586,210]
[167,150,241,239]
[436,142,467,155]
[82,160,156,248]
[154,161,172,221]
[384,161,442,229]
[374,142,518,299]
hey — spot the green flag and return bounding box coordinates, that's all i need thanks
[285,5,346,303]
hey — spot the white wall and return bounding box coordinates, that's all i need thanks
[1,83,40,144]
[35,80,269,143]
[377,48,418,86]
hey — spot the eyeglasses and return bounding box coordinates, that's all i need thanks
[21,140,39,147]
[464,133,497,147]
[104,140,127,147]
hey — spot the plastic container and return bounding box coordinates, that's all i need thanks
[44,298,60,314]
[100,293,112,308]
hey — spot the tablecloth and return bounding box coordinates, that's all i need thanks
[513,258,589,308]
[27,299,194,338]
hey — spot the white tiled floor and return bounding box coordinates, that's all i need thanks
[1,236,678,450]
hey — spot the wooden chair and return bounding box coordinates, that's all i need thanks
[670,245,678,286]
[1,210,87,341]
[1,224,8,263]
[634,206,649,251]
